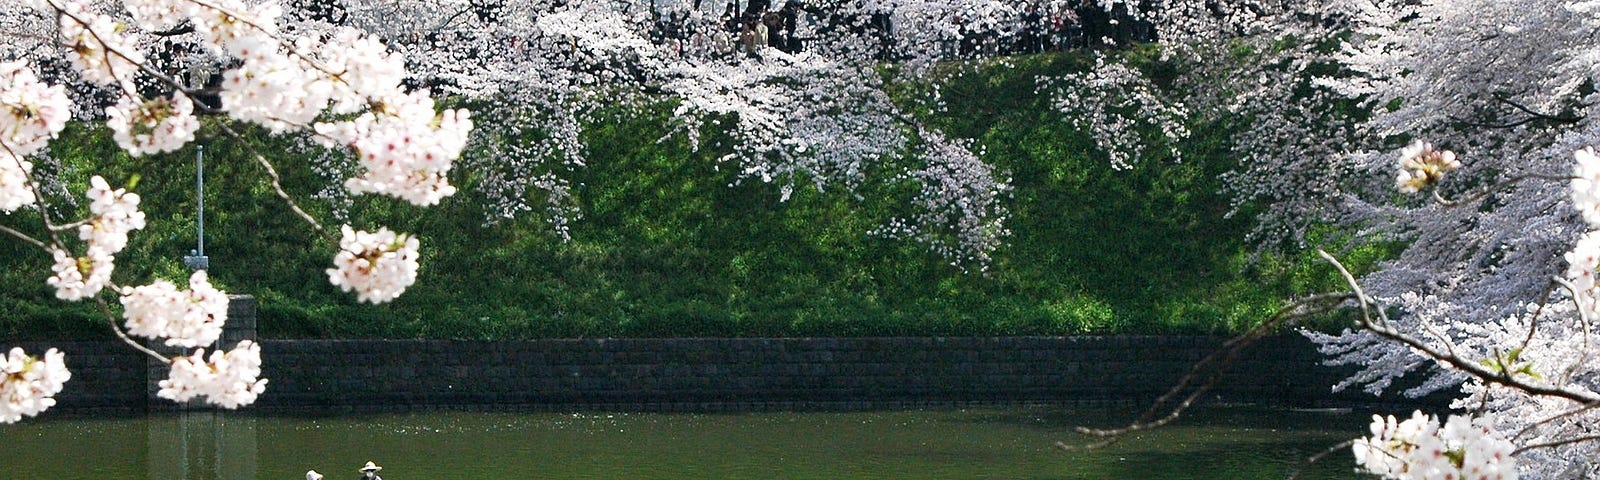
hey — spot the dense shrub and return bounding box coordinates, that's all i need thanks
[0,51,1369,339]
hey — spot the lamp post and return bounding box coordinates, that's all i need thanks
[182,145,209,271]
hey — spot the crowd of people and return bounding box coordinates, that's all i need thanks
[647,1,1161,61]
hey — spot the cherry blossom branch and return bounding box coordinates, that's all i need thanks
[215,123,331,241]
[1513,400,1600,441]
[1515,280,1559,361]
[0,224,46,249]
[182,0,365,87]
[1285,439,1357,480]
[48,2,165,87]
[1431,173,1575,207]
[1056,291,1353,450]
[1491,92,1586,125]
[0,142,70,252]
[1320,250,1600,405]
[1514,433,1600,455]
[94,296,171,363]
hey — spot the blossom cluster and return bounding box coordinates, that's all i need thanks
[120,271,229,348]
[157,340,267,409]
[1563,229,1600,312]
[106,94,201,157]
[0,61,71,158]
[1353,411,1516,480]
[326,225,421,304]
[47,176,146,301]
[0,154,35,212]
[315,92,472,206]
[1570,147,1600,228]
[0,61,71,212]
[1395,140,1461,193]
[0,347,70,423]
[56,1,145,87]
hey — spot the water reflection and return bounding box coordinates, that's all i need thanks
[0,406,1361,480]
[147,409,257,480]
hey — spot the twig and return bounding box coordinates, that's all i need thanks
[0,141,69,253]
[1057,291,1352,450]
[1514,400,1600,441]
[216,123,333,242]
[1515,434,1600,455]
[0,224,46,249]
[1285,439,1357,480]
[94,296,171,363]
[1432,173,1575,207]
[1321,251,1600,405]
[1492,92,1585,125]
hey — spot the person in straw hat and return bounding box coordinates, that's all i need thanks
[357,461,383,480]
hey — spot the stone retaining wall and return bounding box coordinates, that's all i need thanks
[13,296,1444,414]
[256,335,1392,411]
[19,335,1435,414]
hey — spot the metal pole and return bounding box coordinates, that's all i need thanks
[184,146,208,271]
[197,144,204,258]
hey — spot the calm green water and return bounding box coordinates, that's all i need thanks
[0,405,1364,480]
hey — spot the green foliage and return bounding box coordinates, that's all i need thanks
[0,50,1359,340]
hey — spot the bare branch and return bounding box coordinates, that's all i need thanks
[1321,252,1600,405]
[216,123,333,242]
[1432,173,1576,207]
[1058,291,1353,450]
[1515,434,1600,455]
[1286,439,1357,480]
[1514,400,1600,441]
[0,224,46,249]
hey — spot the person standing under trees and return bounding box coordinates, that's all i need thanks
[1052,1,1082,50]
[1020,2,1043,54]
[356,462,382,480]
[1076,0,1107,48]
[763,10,786,52]
[781,1,803,52]
[754,13,769,49]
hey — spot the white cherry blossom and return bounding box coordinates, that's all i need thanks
[326,225,420,303]
[310,27,406,114]
[57,7,144,87]
[0,61,71,157]
[1564,230,1600,312]
[1571,147,1600,227]
[220,51,326,132]
[0,153,36,212]
[0,347,70,424]
[315,92,471,206]
[157,340,267,409]
[120,270,229,348]
[121,0,199,31]
[46,247,113,301]
[78,175,146,255]
[1354,411,1516,480]
[1395,141,1461,194]
[106,93,201,157]
[190,0,281,57]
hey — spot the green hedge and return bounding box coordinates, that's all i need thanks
[0,50,1376,340]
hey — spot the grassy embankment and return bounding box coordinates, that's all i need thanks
[0,49,1385,340]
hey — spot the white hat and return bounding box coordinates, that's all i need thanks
[359,461,383,472]
[307,471,324,480]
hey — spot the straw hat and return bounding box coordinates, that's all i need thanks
[359,461,383,473]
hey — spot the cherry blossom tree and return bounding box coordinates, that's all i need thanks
[1059,1,1600,478]
[0,0,1024,420]
[8,0,1591,477]
[1,0,473,417]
